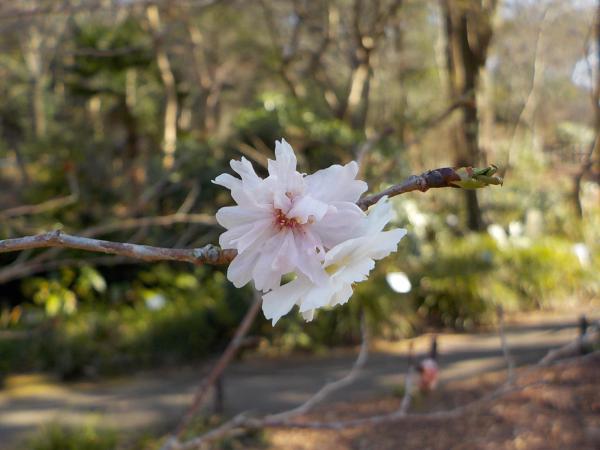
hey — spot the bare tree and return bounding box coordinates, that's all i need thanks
[439,0,498,230]
[573,0,600,218]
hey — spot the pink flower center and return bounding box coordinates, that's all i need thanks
[274,209,300,230]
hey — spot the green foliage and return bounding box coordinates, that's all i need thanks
[21,266,106,316]
[408,234,598,329]
[0,0,597,379]
[22,418,264,450]
[3,266,251,379]
[234,92,361,169]
[24,423,118,450]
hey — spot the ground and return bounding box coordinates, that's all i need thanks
[0,310,598,449]
[262,353,600,450]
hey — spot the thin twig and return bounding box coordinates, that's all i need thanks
[356,167,462,210]
[0,171,79,219]
[163,290,263,449]
[496,305,515,383]
[176,350,600,447]
[397,363,415,416]
[266,311,369,422]
[173,310,370,449]
[538,322,599,366]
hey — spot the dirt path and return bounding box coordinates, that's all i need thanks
[0,312,595,448]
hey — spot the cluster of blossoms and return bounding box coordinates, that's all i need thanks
[214,139,406,325]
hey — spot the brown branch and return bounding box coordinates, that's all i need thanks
[0,166,501,264]
[356,167,462,210]
[174,350,600,448]
[81,213,216,237]
[0,171,79,219]
[0,194,77,219]
[0,213,216,284]
[0,230,235,265]
[173,310,370,450]
[538,322,599,366]
[160,291,263,450]
[267,311,369,422]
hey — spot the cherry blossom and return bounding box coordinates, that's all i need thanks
[213,139,367,292]
[262,197,407,324]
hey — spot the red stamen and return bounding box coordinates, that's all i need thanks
[274,209,300,229]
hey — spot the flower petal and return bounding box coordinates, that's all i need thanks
[231,157,262,187]
[267,139,304,194]
[227,250,259,288]
[262,277,311,325]
[305,161,367,203]
[364,197,395,234]
[212,173,240,191]
[215,206,268,229]
[298,282,335,312]
[331,283,354,307]
[302,309,316,321]
[287,195,329,223]
[310,202,366,248]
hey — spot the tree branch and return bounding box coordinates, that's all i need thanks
[0,166,501,264]
[0,230,235,265]
[160,291,263,450]
[357,166,502,210]
[267,311,369,422]
[0,171,79,219]
[496,306,515,383]
[173,350,600,448]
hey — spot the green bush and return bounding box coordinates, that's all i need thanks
[408,234,598,329]
[24,423,118,450]
[2,265,252,379]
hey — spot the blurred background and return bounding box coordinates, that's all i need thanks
[0,0,599,449]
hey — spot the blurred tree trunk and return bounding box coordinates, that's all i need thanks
[340,0,403,132]
[439,0,497,231]
[147,5,178,170]
[573,1,600,218]
[22,26,47,139]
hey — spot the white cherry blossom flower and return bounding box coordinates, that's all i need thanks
[262,197,407,324]
[213,139,367,292]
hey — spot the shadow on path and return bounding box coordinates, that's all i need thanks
[0,313,596,448]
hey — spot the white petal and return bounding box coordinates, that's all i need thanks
[323,236,363,267]
[365,197,395,234]
[227,250,258,288]
[218,225,249,249]
[293,230,328,285]
[251,232,289,291]
[331,283,354,306]
[366,228,407,260]
[262,277,310,325]
[298,282,335,312]
[305,161,368,203]
[230,219,275,254]
[275,139,297,171]
[272,190,292,212]
[268,139,297,178]
[287,195,329,223]
[302,309,315,321]
[335,258,376,285]
[310,202,366,248]
[231,157,262,187]
[212,173,240,191]
[215,206,268,229]
[271,230,299,274]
